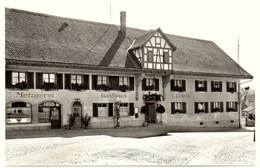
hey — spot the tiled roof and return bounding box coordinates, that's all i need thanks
[5,8,253,78]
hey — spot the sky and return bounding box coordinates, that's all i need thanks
[1,0,259,89]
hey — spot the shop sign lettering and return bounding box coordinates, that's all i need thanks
[16,92,54,99]
[172,94,190,98]
[101,93,127,98]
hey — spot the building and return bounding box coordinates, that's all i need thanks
[5,8,253,130]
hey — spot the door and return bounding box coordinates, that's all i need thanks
[146,103,156,123]
[72,101,82,128]
[50,107,61,129]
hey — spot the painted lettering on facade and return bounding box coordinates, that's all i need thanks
[101,93,127,98]
[16,92,54,99]
[172,94,190,98]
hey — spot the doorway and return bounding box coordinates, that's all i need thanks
[72,101,82,128]
[145,103,156,123]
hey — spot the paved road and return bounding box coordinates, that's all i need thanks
[5,132,255,166]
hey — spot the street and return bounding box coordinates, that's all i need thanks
[5,130,255,166]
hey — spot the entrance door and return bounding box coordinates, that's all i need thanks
[50,107,61,129]
[146,103,156,123]
[72,101,82,128]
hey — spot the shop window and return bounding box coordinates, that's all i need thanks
[6,71,34,89]
[195,80,207,92]
[227,82,237,93]
[210,102,223,112]
[170,79,186,92]
[97,103,108,117]
[6,102,32,124]
[171,102,186,114]
[195,102,208,113]
[142,78,159,91]
[226,102,238,112]
[38,101,60,123]
[211,81,222,92]
[120,103,129,116]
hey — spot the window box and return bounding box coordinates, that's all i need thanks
[143,93,161,101]
[42,82,56,91]
[173,86,184,92]
[119,84,129,92]
[227,88,236,93]
[11,81,27,90]
[144,85,155,91]
[96,84,110,91]
[71,83,85,91]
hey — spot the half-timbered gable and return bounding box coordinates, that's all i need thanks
[130,28,176,70]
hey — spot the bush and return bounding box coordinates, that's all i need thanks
[140,106,149,114]
[156,105,165,114]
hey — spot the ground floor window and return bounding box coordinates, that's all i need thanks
[226,102,238,112]
[195,102,208,113]
[6,102,32,124]
[38,101,61,123]
[120,103,129,116]
[93,102,134,117]
[171,102,186,114]
[211,102,223,112]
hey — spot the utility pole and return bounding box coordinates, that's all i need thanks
[237,37,241,128]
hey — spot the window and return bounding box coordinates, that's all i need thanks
[163,51,169,63]
[43,73,55,83]
[171,79,186,92]
[6,102,32,124]
[147,50,153,62]
[120,103,129,116]
[171,102,186,114]
[97,76,108,85]
[142,78,159,91]
[211,81,222,92]
[227,82,237,93]
[12,72,26,85]
[195,102,208,113]
[119,77,128,86]
[97,103,108,117]
[195,80,207,92]
[71,75,82,84]
[226,102,238,112]
[210,102,223,112]
[38,102,60,123]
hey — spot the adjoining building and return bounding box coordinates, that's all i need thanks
[5,8,253,130]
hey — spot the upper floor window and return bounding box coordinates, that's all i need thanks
[226,102,238,112]
[195,102,208,113]
[147,50,153,62]
[142,78,159,91]
[211,81,222,92]
[119,77,128,86]
[171,79,186,92]
[163,51,169,63]
[12,72,26,85]
[210,102,223,112]
[171,102,186,114]
[71,75,82,84]
[195,80,207,92]
[227,82,237,93]
[97,76,108,85]
[43,73,55,83]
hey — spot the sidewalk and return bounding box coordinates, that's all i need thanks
[5,126,254,139]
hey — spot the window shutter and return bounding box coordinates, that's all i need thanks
[195,102,198,113]
[129,77,134,90]
[234,82,237,92]
[235,102,238,111]
[195,80,198,91]
[36,72,42,89]
[170,79,174,91]
[26,72,34,89]
[108,103,113,117]
[220,102,224,112]
[93,103,98,117]
[129,103,134,116]
[142,78,146,91]
[56,73,63,89]
[155,78,159,91]
[220,82,223,92]
[210,102,214,112]
[84,75,89,90]
[205,102,208,113]
[109,76,119,90]
[171,102,175,114]
[6,71,12,88]
[92,75,97,90]
[182,80,186,91]
[204,81,207,91]
[226,82,229,92]
[182,102,186,114]
[226,102,229,112]
[211,81,214,92]
[65,74,71,90]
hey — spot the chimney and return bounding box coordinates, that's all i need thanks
[120,11,126,36]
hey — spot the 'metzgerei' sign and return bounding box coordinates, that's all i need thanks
[16,92,54,99]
